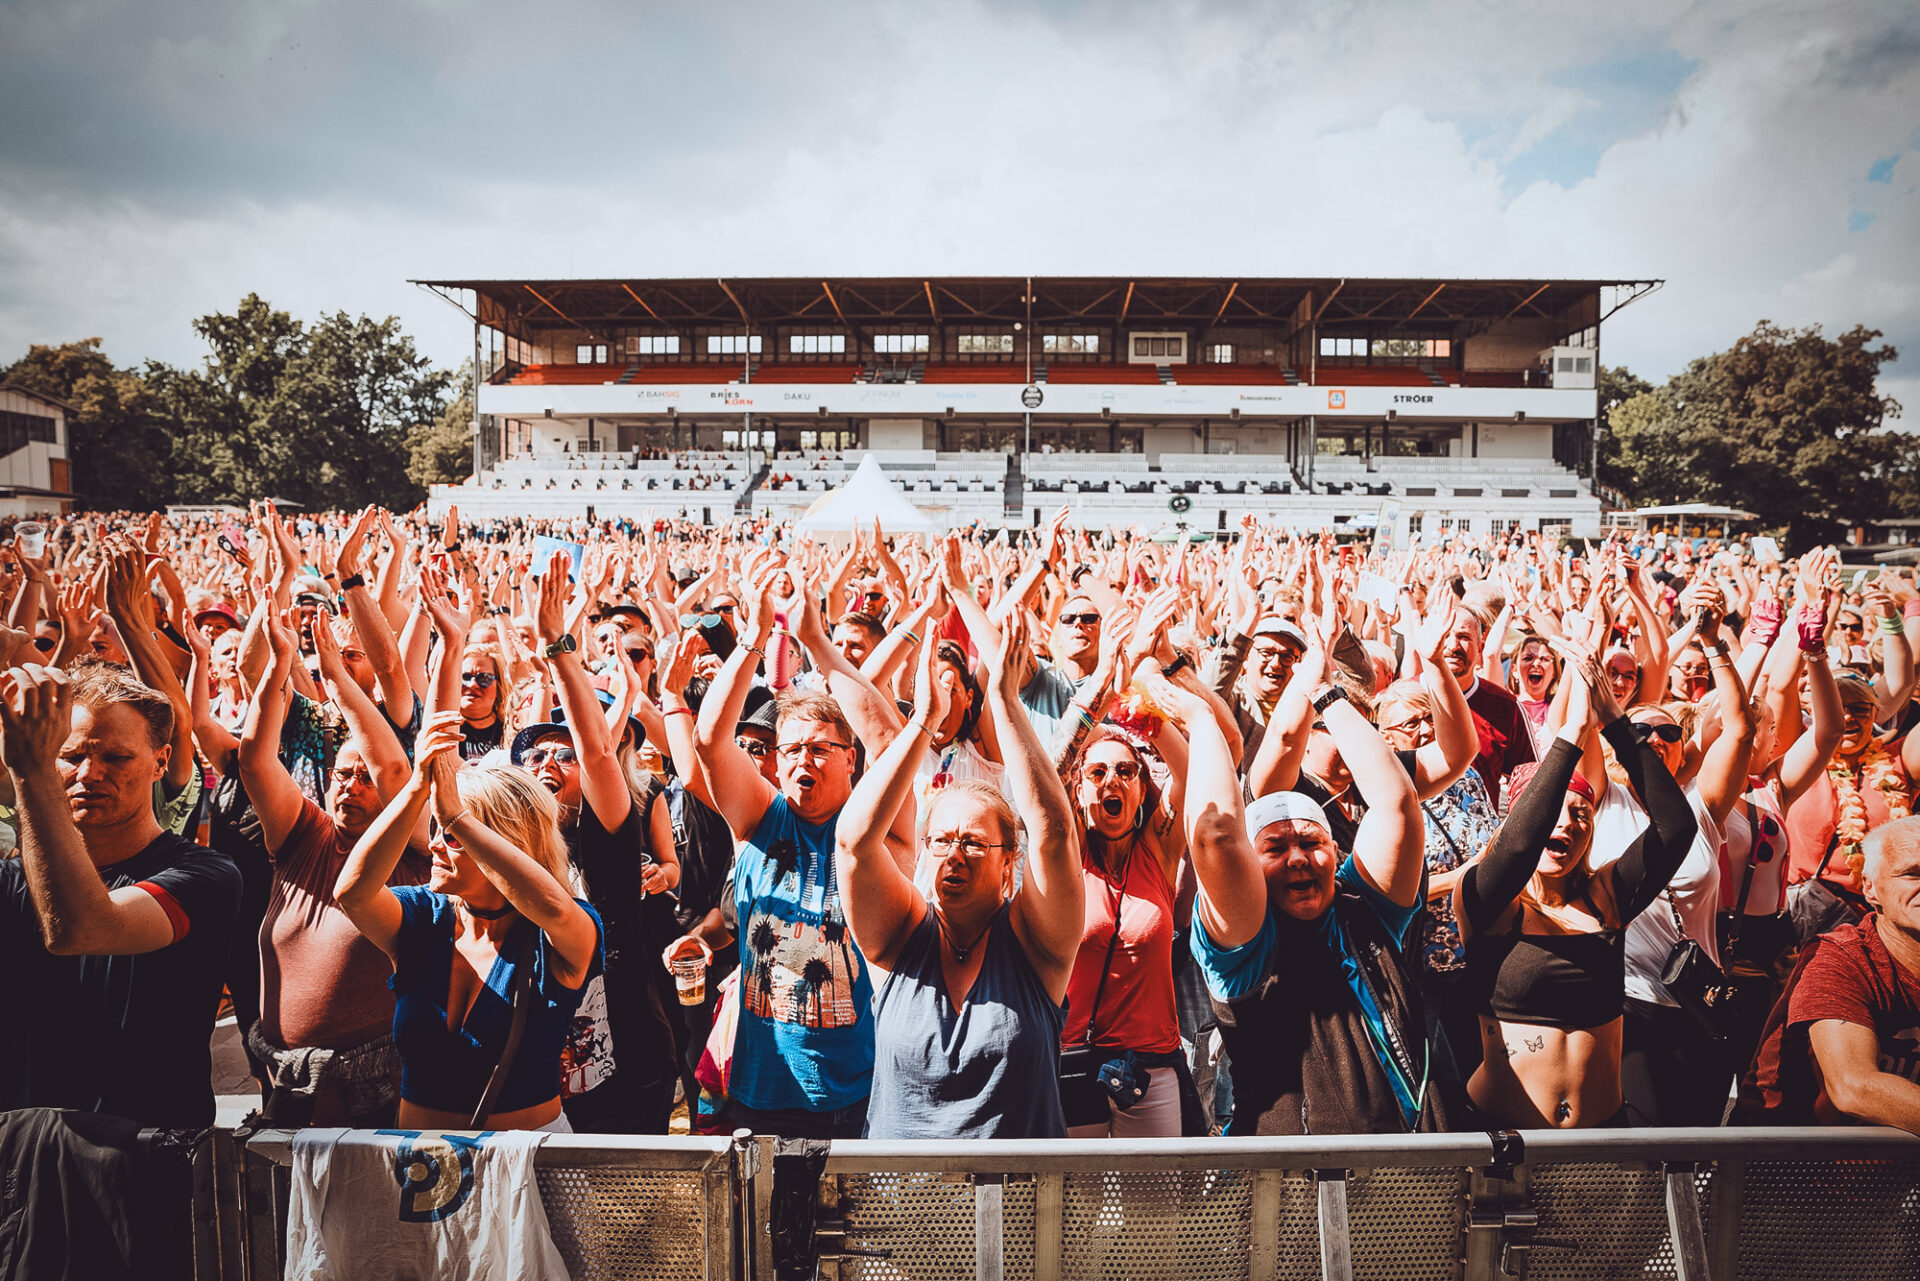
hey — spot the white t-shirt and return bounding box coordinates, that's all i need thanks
[1588,784,1722,1008]
[285,1128,569,1279]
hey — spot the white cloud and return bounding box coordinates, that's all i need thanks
[0,0,1913,413]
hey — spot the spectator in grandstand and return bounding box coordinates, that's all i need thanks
[1742,817,1920,1133]
[1184,611,1442,1135]
[511,551,681,1133]
[335,709,603,1133]
[0,662,242,1128]
[1456,640,1696,1129]
[690,564,904,1139]
[845,613,1084,1139]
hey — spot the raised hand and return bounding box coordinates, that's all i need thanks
[336,505,378,581]
[532,551,570,647]
[0,664,71,776]
[910,627,951,732]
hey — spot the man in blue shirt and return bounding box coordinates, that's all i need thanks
[1173,630,1445,1135]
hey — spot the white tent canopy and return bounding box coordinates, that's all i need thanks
[1631,502,1761,521]
[794,454,936,534]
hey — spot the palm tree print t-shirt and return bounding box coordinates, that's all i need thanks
[729,794,876,1112]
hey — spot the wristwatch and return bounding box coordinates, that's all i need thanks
[1162,652,1194,678]
[543,633,577,660]
[1311,684,1349,713]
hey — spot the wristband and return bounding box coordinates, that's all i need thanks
[1311,685,1349,714]
[1700,643,1728,660]
[339,573,366,592]
[1163,653,1194,678]
[664,707,695,719]
[895,627,920,646]
[1881,616,1904,636]
[1905,600,1920,621]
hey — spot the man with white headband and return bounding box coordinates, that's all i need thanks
[1169,661,1442,1134]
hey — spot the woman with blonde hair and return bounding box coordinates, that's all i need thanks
[335,710,603,1132]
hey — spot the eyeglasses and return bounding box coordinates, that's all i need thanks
[925,834,1008,860]
[736,736,772,758]
[461,671,498,688]
[330,765,376,787]
[1060,612,1102,626]
[776,741,851,761]
[1082,761,1141,784]
[1382,714,1433,737]
[523,745,578,767]
[1250,644,1299,664]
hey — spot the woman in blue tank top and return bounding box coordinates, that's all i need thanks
[336,708,603,1133]
[840,603,1088,1140]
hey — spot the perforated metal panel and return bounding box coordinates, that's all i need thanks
[1345,1166,1467,1281]
[1059,1169,1260,1281]
[537,1167,711,1281]
[839,1172,979,1281]
[1728,1159,1920,1281]
[1525,1162,1677,1281]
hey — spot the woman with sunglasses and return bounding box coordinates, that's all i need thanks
[1454,639,1697,1129]
[842,613,1084,1138]
[455,648,509,760]
[334,710,603,1132]
[1788,672,1919,930]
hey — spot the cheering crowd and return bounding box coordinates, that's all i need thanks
[2,502,1918,1141]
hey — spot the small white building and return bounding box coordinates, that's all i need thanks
[0,383,73,517]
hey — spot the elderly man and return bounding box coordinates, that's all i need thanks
[1745,817,1920,1132]
[0,662,241,1128]
[1176,622,1443,1134]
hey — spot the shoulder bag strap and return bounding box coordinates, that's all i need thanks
[1722,797,1764,950]
[1080,844,1131,1049]
[470,923,542,1129]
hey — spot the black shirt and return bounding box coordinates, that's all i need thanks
[566,796,676,1089]
[0,832,243,1128]
[1295,748,1421,852]
[460,718,505,760]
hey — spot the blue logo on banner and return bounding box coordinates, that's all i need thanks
[379,1130,493,1223]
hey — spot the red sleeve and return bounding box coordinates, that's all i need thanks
[134,881,191,944]
[1787,933,1878,1032]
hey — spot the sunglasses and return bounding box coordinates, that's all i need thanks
[625,648,651,664]
[736,736,772,758]
[1060,612,1102,626]
[32,636,53,653]
[523,744,578,767]
[1642,722,1685,743]
[680,612,726,629]
[461,671,497,688]
[1838,621,1864,633]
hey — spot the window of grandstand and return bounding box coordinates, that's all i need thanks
[708,334,763,355]
[788,332,848,355]
[956,333,1015,355]
[1319,334,1449,364]
[1492,518,1520,534]
[575,343,611,364]
[1042,333,1102,355]
[1204,343,1234,363]
[0,410,57,454]
[874,333,930,354]
[1561,325,1597,348]
[1407,514,1424,535]
[1131,334,1185,360]
[630,334,680,356]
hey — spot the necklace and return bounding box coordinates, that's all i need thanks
[465,900,515,920]
[933,908,993,963]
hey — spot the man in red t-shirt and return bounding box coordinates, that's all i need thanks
[1743,816,1920,1131]
[239,605,424,1125]
[1440,609,1534,809]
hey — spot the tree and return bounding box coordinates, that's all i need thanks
[2,339,175,511]
[1594,364,1652,494]
[1605,322,1908,552]
[146,295,454,510]
[407,363,475,492]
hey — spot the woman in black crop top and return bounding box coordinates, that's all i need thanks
[1454,642,1697,1128]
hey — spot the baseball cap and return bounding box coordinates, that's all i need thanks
[1252,617,1309,649]
[1244,791,1332,843]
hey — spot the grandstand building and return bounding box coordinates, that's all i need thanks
[418,275,1659,537]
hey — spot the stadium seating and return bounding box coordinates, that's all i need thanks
[1451,369,1531,387]
[751,363,864,384]
[1165,364,1293,385]
[507,364,743,385]
[508,364,626,385]
[623,365,737,384]
[1044,363,1163,385]
[919,363,1028,383]
[1308,366,1444,387]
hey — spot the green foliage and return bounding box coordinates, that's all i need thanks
[1,338,174,510]
[1594,363,1653,494]
[1604,322,1909,553]
[7,296,456,511]
[407,364,475,490]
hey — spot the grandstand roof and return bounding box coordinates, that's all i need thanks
[413,276,1662,342]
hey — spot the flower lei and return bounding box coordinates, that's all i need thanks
[1830,742,1914,876]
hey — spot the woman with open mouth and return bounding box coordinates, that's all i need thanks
[1454,639,1698,1129]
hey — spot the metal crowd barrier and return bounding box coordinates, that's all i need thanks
[212,1126,1920,1280]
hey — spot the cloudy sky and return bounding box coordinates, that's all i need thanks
[2,0,1915,414]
